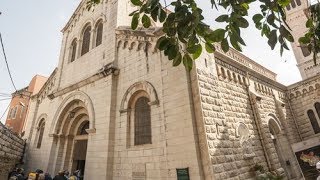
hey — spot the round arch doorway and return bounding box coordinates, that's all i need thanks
[50,99,91,180]
[72,121,89,180]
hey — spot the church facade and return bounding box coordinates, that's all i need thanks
[23,0,320,179]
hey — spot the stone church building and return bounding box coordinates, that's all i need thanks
[22,0,320,179]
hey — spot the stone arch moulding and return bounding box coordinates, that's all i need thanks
[79,19,94,34]
[49,90,95,135]
[35,113,48,129]
[267,114,283,133]
[120,81,159,113]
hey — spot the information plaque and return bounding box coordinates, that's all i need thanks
[176,168,190,180]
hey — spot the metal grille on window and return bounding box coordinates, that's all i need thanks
[37,121,45,148]
[81,26,91,56]
[95,22,103,47]
[70,39,77,62]
[307,110,320,134]
[134,97,151,145]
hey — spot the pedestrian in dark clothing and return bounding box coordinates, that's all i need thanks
[15,168,25,180]
[53,171,67,180]
[8,168,17,180]
[44,173,53,180]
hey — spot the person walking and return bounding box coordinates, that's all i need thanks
[53,171,67,180]
[69,172,78,180]
[44,173,53,180]
[8,168,17,180]
[28,169,44,180]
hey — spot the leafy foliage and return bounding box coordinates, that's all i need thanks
[87,0,320,70]
[298,3,320,64]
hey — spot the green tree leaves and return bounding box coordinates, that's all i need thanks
[298,3,320,63]
[215,15,229,22]
[87,0,320,70]
[142,14,151,28]
[131,0,143,6]
[131,13,139,30]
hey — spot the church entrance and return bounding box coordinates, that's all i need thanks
[71,121,89,180]
[49,99,92,179]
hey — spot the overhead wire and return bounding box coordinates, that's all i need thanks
[0,97,11,101]
[0,102,10,121]
[0,32,17,91]
[0,92,10,95]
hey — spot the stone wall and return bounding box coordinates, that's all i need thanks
[189,51,303,179]
[194,64,267,179]
[0,122,25,179]
[288,75,320,140]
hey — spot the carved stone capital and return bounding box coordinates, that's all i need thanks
[48,133,58,138]
[66,134,74,139]
[85,128,96,134]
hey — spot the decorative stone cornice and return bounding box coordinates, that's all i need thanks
[33,68,57,103]
[115,26,163,53]
[287,74,320,99]
[48,63,118,100]
[214,44,277,81]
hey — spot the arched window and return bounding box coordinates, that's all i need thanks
[296,0,301,6]
[134,97,151,145]
[8,108,14,119]
[286,5,291,10]
[300,44,311,57]
[10,106,18,119]
[78,121,89,135]
[307,110,320,134]
[290,0,296,8]
[221,67,226,78]
[314,102,320,119]
[81,25,91,56]
[242,77,246,85]
[20,106,25,118]
[70,39,77,62]
[95,20,103,47]
[37,120,45,148]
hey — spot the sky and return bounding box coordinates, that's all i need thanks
[0,0,301,123]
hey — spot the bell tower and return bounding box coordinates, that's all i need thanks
[285,0,319,79]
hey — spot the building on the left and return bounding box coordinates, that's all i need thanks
[5,75,47,135]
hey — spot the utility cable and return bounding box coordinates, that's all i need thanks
[0,32,17,91]
[0,94,11,97]
[0,92,10,95]
[0,97,11,101]
[0,102,10,121]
